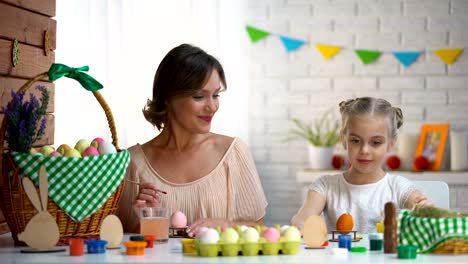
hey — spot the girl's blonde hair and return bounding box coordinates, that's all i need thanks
[339,97,403,138]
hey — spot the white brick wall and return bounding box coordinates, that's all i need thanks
[246,0,468,226]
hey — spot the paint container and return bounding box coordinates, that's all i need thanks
[86,240,108,254]
[338,234,352,251]
[369,233,383,251]
[69,238,85,256]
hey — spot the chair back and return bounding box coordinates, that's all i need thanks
[412,180,450,209]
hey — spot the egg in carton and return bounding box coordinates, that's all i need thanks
[194,225,301,257]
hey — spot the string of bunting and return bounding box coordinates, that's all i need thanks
[245,25,464,67]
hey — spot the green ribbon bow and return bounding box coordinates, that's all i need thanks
[48,63,103,91]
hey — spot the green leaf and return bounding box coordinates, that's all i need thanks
[283,110,341,147]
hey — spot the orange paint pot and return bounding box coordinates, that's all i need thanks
[124,241,147,255]
[69,238,85,256]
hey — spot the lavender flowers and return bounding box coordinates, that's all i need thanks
[2,86,49,153]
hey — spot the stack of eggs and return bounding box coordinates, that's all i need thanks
[195,225,301,257]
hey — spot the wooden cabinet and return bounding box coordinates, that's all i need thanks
[0,0,56,234]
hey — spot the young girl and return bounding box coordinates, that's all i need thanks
[291,97,431,234]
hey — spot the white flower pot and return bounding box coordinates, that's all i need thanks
[308,146,334,169]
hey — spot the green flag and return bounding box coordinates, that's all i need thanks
[245,25,271,43]
[355,49,382,65]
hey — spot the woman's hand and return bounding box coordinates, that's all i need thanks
[186,218,233,238]
[132,182,161,217]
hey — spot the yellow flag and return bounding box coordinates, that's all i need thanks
[316,44,342,60]
[434,48,463,65]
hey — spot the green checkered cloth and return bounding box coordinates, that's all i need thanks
[398,209,468,253]
[11,150,130,222]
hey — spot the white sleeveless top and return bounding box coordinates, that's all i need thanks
[310,173,416,234]
[116,138,268,232]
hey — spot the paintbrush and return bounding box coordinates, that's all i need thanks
[125,179,168,194]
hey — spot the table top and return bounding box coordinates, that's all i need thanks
[1,233,468,264]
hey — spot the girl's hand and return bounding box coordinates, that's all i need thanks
[132,183,161,217]
[415,195,433,207]
[186,218,233,238]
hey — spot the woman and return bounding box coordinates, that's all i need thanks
[116,44,268,236]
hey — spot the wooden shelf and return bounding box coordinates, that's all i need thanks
[296,169,468,185]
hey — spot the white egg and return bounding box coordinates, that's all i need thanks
[98,141,117,154]
[199,228,219,244]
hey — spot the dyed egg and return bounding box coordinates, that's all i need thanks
[220,228,239,243]
[49,151,61,157]
[65,148,81,158]
[99,141,117,154]
[242,227,259,243]
[74,139,89,154]
[39,145,55,156]
[280,224,290,235]
[82,146,100,156]
[57,144,71,155]
[283,226,301,241]
[262,227,280,242]
[90,137,105,148]
[170,211,187,228]
[199,228,219,244]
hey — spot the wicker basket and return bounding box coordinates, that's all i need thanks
[399,209,468,254]
[0,71,126,246]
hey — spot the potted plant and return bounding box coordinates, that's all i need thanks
[284,111,341,169]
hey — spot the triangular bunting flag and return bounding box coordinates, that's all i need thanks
[392,51,422,67]
[355,49,382,65]
[316,44,342,60]
[245,25,271,43]
[434,48,463,65]
[279,36,306,52]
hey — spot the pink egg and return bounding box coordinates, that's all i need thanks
[49,151,61,157]
[170,211,187,228]
[262,227,280,242]
[82,146,100,156]
[90,137,105,148]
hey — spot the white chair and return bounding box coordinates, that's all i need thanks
[412,180,450,209]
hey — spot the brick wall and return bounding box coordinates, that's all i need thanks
[246,0,468,225]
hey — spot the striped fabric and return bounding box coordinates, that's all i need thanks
[398,210,468,253]
[11,150,130,222]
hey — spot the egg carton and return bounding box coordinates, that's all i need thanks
[194,238,301,257]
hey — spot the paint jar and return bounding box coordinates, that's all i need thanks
[397,245,418,259]
[69,238,85,256]
[338,234,352,251]
[86,240,108,254]
[125,241,147,255]
[369,233,383,251]
[144,235,156,248]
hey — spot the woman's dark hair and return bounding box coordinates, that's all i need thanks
[143,44,226,130]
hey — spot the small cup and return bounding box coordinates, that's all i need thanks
[69,238,85,256]
[86,240,108,254]
[369,233,383,251]
[397,245,418,259]
[140,207,169,243]
[338,234,352,251]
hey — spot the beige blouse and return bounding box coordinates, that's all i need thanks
[116,137,268,232]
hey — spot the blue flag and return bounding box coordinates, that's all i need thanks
[392,51,421,67]
[279,36,306,52]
